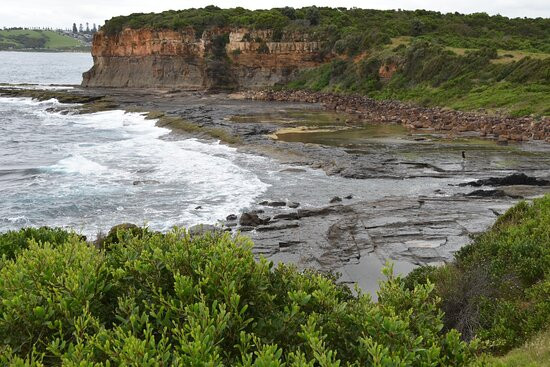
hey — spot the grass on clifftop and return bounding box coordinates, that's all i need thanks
[481,329,550,366]
[286,41,550,117]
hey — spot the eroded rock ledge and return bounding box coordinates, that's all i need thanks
[245,90,550,143]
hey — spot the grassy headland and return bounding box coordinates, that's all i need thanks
[286,40,549,117]
[102,7,549,117]
[1,195,549,365]
[0,29,88,51]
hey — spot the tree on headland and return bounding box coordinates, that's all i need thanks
[92,23,97,33]
[79,23,83,33]
[86,22,90,33]
[72,23,77,33]
[281,6,296,20]
[305,6,321,26]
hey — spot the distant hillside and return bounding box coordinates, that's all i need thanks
[0,29,89,51]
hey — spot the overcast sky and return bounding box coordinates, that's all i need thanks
[1,1,548,29]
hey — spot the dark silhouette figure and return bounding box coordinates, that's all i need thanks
[461,151,466,159]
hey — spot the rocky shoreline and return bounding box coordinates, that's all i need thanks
[245,90,550,143]
[2,85,550,290]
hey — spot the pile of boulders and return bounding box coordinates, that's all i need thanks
[245,90,550,143]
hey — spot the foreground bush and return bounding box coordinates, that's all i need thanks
[0,227,476,365]
[406,194,550,353]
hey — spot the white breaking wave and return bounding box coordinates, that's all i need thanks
[49,154,109,175]
[2,99,270,236]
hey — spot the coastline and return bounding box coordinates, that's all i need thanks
[245,89,550,143]
[2,85,550,291]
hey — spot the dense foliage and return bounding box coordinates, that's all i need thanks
[405,195,550,353]
[287,40,550,116]
[0,226,477,365]
[102,7,550,53]
[1,197,550,364]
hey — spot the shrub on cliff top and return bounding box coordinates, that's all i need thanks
[406,195,550,353]
[0,227,477,365]
[100,7,550,53]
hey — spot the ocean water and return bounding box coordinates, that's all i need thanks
[0,52,272,236]
[0,97,271,236]
[0,51,93,85]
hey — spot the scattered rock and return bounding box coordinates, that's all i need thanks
[344,194,353,199]
[465,189,507,198]
[245,90,550,143]
[260,201,287,207]
[97,223,142,247]
[273,212,300,220]
[195,206,202,210]
[330,196,342,203]
[460,173,550,187]
[239,212,270,227]
[288,202,300,208]
[226,214,238,221]
[464,189,523,199]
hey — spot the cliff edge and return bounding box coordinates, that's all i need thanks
[82,28,328,89]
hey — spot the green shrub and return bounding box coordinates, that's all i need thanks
[405,195,550,353]
[0,228,478,365]
[0,227,72,261]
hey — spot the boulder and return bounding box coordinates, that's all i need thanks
[239,212,269,227]
[459,173,550,187]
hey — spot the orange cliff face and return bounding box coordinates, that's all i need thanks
[82,28,330,89]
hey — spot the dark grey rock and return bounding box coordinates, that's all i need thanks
[260,201,287,207]
[459,173,550,187]
[330,196,342,203]
[273,212,299,220]
[239,212,269,226]
[279,240,301,248]
[256,222,300,232]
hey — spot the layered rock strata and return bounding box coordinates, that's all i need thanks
[82,28,326,89]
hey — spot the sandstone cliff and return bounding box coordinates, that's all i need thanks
[82,28,327,89]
